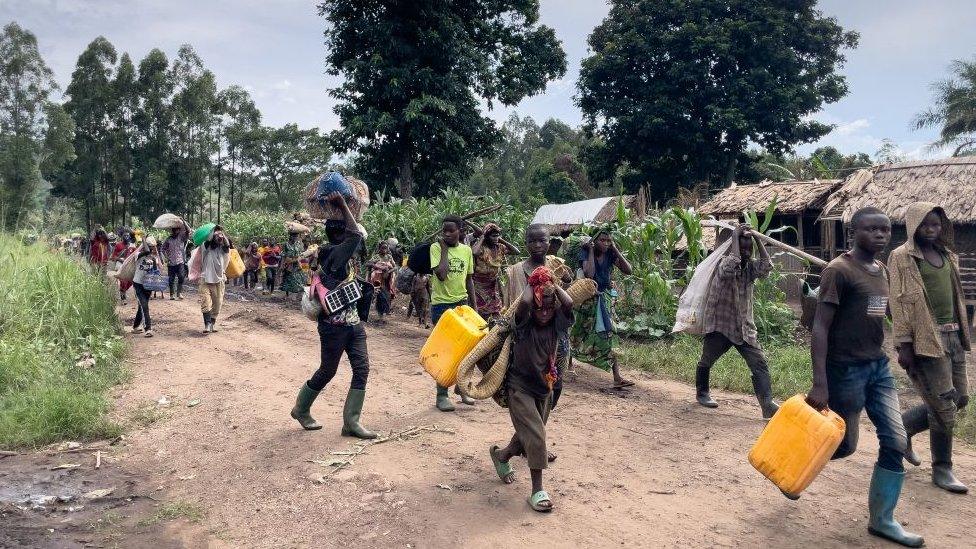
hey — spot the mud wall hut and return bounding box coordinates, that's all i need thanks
[823,157,976,304]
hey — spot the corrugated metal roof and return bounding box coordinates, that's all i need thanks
[531,197,616,226]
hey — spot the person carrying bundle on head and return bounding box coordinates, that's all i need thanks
[489,266,574,513]
[289,192,376,439]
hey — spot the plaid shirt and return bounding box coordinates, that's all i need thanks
[702,254,772,347]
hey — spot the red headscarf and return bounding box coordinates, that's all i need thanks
[527,265,556,308]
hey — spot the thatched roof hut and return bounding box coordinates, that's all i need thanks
[822,158,976,223]
[531,195,642,234]
[700,179,842,218]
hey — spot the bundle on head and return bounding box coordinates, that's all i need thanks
[455,278,597,402]
[304,172,370,221]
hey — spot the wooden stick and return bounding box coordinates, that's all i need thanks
[95,451,101,469]
[702,219,828,267]
[420,204,504,242]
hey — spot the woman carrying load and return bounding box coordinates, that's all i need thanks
[280,228,308,299]
[572,228,633,389]
[471,223,519,322]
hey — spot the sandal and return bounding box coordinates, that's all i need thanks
[489,445,515,484]
[528,490,553,512]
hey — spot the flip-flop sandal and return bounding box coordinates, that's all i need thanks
[614,380,635,388]
[489,445,515,484]
[528,490,553,512]
[547,452,557,463]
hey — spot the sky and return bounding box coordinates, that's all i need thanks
[3,0,976,159]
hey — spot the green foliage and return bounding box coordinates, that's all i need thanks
[739,146,873,184]
[621,334,812,400]
[577,0,859,196]
[321,1,567,198]
[244,124,331,211]
[914,58,976,156]
[221,210,291,246]
[0,234,128,447]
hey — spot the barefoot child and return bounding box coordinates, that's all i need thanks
[807,207,923,547]
[490,266,573,512]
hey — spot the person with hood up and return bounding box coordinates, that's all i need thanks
[889,202,970,494]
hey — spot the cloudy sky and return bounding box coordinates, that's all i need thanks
[3,0,976,158]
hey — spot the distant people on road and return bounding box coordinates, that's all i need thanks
[280,230,308,299]
[572,228,633,389]
[110,229,138,304]
[290,192,376,440]
[890,203,970,494]
[261,239,281,295]
[199,226,231,334]
[368,240,398,321]
[693,223,779,420]
[131,236,161,338]
[88,227,111,272]
[161,223,190,300]
[243,241,261,291]
[430,214,477,411]
[806,207,924,548]
[471,223,519,322]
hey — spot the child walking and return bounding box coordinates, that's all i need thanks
[890,203,970,493]
[489,266,573,512]
[807,207,923,547]
[430,215,476,411]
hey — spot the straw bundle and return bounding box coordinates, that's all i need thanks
[456,278,598,402]
[304,173,370,221]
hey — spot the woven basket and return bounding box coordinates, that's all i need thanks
[456,278,598,401]
[304,173,370,221]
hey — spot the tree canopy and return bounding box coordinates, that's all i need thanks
[577,0,859,200]
[914,58,976,156]
[320,0,567,199]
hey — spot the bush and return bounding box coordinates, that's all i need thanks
[0,234,128,447]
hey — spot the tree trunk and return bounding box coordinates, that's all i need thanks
[216,148,222,223]
[398,147,414,199]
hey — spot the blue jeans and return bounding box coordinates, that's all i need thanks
[430,301,466,326]
[827,357,908,472]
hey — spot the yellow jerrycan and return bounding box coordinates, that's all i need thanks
[419,306,488,387]
[748,394,846,499]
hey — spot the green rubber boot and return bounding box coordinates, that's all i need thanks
[436,385,456,412]
[341,388,377,439]
[290,383,322,430]
[867,465,925,547]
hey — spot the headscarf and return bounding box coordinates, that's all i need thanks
[528,265,556,308]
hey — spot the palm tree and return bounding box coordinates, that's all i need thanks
[914,59,976,156]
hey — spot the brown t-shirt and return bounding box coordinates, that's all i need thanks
[818,253,889,362]
[510,307,574,398]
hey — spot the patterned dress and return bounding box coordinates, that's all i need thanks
[473,245,506,318]
[280,239,308,294]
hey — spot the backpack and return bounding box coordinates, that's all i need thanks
[407,242,433,275]
[396,266,416,295]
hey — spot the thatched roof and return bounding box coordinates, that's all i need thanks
[700,179,842,217]
[531,195,640,232]
[823,158,976,224]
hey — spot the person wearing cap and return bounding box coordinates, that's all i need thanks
[200,226,231,333]
[131,236,161,337]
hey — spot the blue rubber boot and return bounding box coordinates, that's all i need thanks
[867,465,925,547]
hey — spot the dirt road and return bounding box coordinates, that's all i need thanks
[7,292,976,548]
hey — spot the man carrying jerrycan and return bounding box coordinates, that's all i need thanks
[806,207,923,547]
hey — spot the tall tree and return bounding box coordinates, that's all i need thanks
[131,48,173,223]
[170,45,217,222]
[320,0,567,198]
[578,0,858,198]
[62,36,117,230]
[214,85,260,218]
[246,124,331,210]
[914,58,976,156]
[0,22,65,229]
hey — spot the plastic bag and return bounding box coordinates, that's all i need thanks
[672,239,733,335]
[395,266,415,295]
[225,249,245,279]
[187,247,203,283]
[141,269,169,293]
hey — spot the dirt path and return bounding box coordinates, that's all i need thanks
[11,291,976,548]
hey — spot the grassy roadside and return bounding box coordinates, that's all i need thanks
[620,334,975,445]
[0,234,128,448]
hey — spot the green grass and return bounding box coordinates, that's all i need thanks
[620,334,812,400]
[139,501,205,526]
[0,234,129,448]
[958,407,976,445]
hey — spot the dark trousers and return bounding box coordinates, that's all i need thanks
[431,300,466,326]
[132,283,151,330]
[828,357,908,472]
[265,267,277,292]
[904,331,969,434]
[244,269,258,289]
[696,332,772,399]
[308,322,369,391]
[168,263,186,297]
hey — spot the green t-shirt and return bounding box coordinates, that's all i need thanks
[919,253,956,324]
[429,242,474,305]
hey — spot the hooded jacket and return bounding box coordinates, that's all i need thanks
[888,202,971,357]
